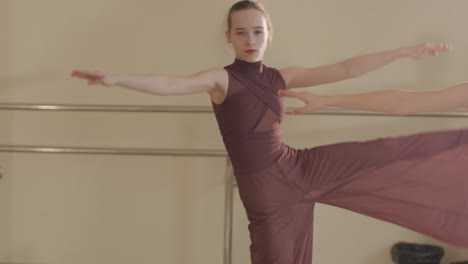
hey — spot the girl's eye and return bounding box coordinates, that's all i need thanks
[255,31,263,34]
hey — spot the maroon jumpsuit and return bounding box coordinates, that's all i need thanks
[211,58,468,264]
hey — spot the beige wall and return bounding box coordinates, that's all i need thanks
[0,0,12,261]
[1,0,468,263]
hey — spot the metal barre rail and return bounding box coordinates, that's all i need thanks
[1,103,468,117]
[0,144,226,157]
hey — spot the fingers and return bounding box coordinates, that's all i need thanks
[71,70,90,78]
[278,90,306,102]
[425,43,451,50]
[292,107,307,115]
[424,43,451,56]
[277,90,307,114]
[71,70,103,81]
[439,43,451,51]
[71,70,105,86]
[278,90,296,97]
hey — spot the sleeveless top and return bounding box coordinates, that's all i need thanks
[211,59,288,174]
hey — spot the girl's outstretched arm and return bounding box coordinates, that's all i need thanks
[278,82,468,115]
[71,68,227,96]
[279,43,451,90]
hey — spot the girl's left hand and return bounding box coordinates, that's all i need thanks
[278,90,329,115]
[405,43,451,59]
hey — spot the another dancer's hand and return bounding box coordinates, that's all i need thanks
[278,90,329,115]
[71,70,117,86]
[403,43,451,59]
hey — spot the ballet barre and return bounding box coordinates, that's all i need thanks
[1,102,467,264]
[0,145,226,157]
[1,103,468,117]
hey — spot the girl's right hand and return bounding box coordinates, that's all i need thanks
[71,70,117,86]
[404,43,451,60]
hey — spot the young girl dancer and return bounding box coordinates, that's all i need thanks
[72,1,467,263]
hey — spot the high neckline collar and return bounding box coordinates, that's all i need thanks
[230,58,264,75]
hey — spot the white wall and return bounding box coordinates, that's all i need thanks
[1,0,467,263]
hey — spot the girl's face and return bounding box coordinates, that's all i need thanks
[226,9,269,62]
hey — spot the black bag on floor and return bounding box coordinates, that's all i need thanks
[391,242,445,264]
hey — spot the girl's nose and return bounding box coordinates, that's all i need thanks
[247,36,255,45]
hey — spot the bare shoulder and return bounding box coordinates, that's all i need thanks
[205,68,228,88]
[278,67,296,89]
[203,68,229,105]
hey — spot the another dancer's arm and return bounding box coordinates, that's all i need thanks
[70,69,226,95]
[279,43,450,89]
[278,83,468,115]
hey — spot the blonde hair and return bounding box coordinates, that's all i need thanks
[226,0,273,42]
